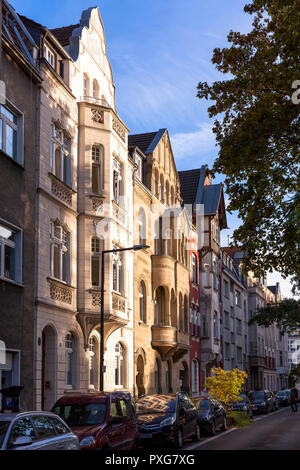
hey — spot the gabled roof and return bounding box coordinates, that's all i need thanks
[50,24,80,46]
[202,184,223,215]
[222,247,245,259]
[128,129,167,154]
[178,169,201,205]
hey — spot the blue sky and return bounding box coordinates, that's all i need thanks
[11,0,295,297]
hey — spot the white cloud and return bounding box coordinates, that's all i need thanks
[170,123,216,160]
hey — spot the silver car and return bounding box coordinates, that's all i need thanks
[0,411,80,450]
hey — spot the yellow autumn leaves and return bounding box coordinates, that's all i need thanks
[205,367,248,410]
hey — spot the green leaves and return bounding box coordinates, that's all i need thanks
[249,298,300,332]
[197,0,300,284]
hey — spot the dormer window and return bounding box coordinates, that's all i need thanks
[43,44,56,69]
[135,154,142,181]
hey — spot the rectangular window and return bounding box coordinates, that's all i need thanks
[0,222,22,283]
[135,154,142,181]
[230,306,235,318]
[237,347,242,363]
[231,332,235,344]
[235,290,241,307]
[43,44,56,68]
[0,103,23,164]
[50,222,69,282]
[236,318,242,335]
[224,311,230,329]
[51,124,72,186]
[112,246,122,294]
[91,238,101,286]
[225,342,230,361]
[113,158,122,204]
[223,280,229,298]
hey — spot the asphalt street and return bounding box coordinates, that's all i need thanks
[184,407,300,450]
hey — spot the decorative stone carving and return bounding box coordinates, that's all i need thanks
[112,201,126,224]
[112,293,126,312]
[51,180,72,206]
[112,116,126,142]
[92,198,103,212]
[91,108,104,123]
[49,281,72,304]
[91,292,101,306]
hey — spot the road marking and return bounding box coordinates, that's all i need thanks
[184,427,238,450]
[184,407,288,450]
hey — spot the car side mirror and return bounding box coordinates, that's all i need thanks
[109,416,123,425]
[12,436,33,447]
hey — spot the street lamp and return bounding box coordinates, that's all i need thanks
[99,244,150,391]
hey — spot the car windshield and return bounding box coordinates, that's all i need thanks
[0,421,10,447]
[136,395,176,414]
[53,402,107,426]
[248,392,265,400]
[197,399,210,410]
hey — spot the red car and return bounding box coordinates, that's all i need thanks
[52,391,139,450]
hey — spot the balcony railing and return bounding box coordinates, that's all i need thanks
[79,96,110,107]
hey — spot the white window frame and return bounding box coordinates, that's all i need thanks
[115,342,125,387]
[112,246,123,294]
[43,43,56,68]
[0,220,22,284]
[91,145,103,194]
[50,222,70,283]
[113,158,122,205]
[135,154,142,181]
[0,102,24,164]
[50,124,72,186]
[65,332,75,388]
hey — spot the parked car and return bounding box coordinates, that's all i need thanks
[0,411,80,450]
[271,392,279,411]
[52,391,138,450]
[247,390,274,414]
[193,397,227,435]
[230,394,253,418]
[276,390,291,407]
[135,393,200,448]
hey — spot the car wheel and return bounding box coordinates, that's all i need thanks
[221,417,227,431]
[193,423,201,441]
[210,420,216,436]
[176,429,184,449]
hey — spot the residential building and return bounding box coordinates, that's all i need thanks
[130,129,191,397]
[0,2,41,409]
[221,249,248,376]
[178,165,228,382]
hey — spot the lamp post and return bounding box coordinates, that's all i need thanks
[99,244,150,391]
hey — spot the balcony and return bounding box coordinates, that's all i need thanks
[151,325,190,361]
[78,96,110,108]
[249,355,266,368]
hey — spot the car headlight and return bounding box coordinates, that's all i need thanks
[160,415,176,427]
[80,436,96,449]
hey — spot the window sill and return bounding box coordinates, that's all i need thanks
[47,277,76,290]
[48,172,76,194]
[0,149,24,169]
[0,276,23,287]
[138,321,149,327]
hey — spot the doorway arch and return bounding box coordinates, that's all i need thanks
[41,325,57,410]
[136,355,145,397]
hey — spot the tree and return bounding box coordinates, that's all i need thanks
[249,298,300,332]
[205,368,248,411]
[197,0,300,286]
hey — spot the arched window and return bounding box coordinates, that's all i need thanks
[139,281,146,323]
[92,79,99,99]
[138,208,146,245]
[183,295,188,333]
[115,342,125,387]
[91,145,104,194]
[201,315,207,337]
[154,287,165,325]
[159,174,164,202]
[154,359,161,393]
[179,293,183,331]
[192,359,199,393]
[165,181,169,206]
[89,335,99,389]
[83,73,90,97]
[91,237,101,286]
[192,253,197,283]
[213,312,219,339]
[65,332,76,387]
[166,361,172,393]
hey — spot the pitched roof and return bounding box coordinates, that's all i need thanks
[50,24,80,46]
[201,184,222,215]
[267,285,277,295]
[178,169,201,206]
[222,247,245,259]
[128,129,167,154]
